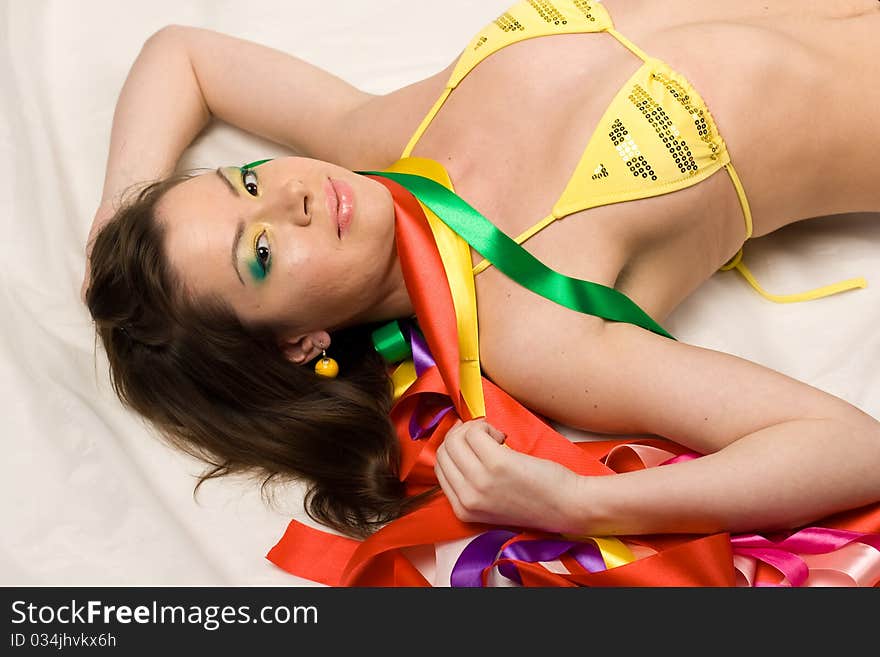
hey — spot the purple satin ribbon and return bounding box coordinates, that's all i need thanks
[453,527,880,587]
[406,320,433,376]
[401,319,457,440]
[450,531,608,587]
[408,405,455,441]
[450,530,517,587]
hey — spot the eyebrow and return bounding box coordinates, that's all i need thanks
[216,168,246,285]
[216,167,239,197]
[231,220,245,286]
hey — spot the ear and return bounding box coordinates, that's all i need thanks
[278,330,332,365]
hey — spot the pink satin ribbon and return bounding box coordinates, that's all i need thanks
[731,527,880,586]
[452,447,880,586]
[618,446,880,586]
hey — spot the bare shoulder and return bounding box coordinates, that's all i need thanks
[482,310,878,454]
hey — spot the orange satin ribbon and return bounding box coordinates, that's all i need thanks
[265,174,880,587]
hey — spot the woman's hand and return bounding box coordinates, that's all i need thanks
[434,418,583,532]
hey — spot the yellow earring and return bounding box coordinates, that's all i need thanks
[314,349,339,378]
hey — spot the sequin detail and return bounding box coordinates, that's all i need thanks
[609,118,657,181]
[572,0,598,22]
[629,84,697,175]
[651,70,720,159]
[494,12,525,32]
[591,163,609,180]
[528,0,568,25]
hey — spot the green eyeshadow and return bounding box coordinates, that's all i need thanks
[247,257,268,282]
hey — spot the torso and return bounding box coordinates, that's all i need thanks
[352,0,880,413]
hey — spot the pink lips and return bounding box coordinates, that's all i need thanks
[325,178,354,239]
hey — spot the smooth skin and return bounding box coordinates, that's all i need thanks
[157,158,412,364]
[83,1,880,538]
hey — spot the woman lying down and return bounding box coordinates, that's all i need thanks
[82,0,880,585]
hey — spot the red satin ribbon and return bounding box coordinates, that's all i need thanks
[265,175,880,587]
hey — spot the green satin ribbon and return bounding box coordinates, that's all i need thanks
[240,158,273,171]
[371,320,412,364]
[361,170,676,340]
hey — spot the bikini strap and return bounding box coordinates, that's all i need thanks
[720,248,868,303]
[723,163,754,241]
[401,89,453,159]
[472,213,555,276]
[606,27,651,63]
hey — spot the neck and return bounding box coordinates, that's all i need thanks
[365,252,415,325]
[333,254,414,332]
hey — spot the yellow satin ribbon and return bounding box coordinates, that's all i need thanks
[553,533,637,569]
[390,359,417,404]
[382,154,643,569]
[382,157,486,419]
[592,536,637,568]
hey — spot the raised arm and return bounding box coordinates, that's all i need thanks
[100,24,377,203]
[83,24,380,300]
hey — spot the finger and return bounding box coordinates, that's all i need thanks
[463,423,509,467]
[467,418,504,444]
[442,417,470,441]
[442,426,486,482]
[486,424,506,444]
[434,448,467,515]
[443,418,464,440]
[435,443,471,496]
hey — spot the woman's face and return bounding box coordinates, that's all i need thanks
[157,156,402,342]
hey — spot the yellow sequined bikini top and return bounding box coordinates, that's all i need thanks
[401,0,866,303]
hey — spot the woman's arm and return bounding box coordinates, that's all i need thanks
[437,322,880,536]
[99,24,375,205]
[83,24,378,299]
[575,322,880,534]
[96,26,208,209]
[172,25,379,166]
[82,26,209,301]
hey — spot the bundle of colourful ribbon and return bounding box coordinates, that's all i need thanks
[266,157,880,587]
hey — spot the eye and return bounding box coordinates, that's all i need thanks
[241,168,259,196]
[254,231,271,274]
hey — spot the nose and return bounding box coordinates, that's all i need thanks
[264,178,312,226]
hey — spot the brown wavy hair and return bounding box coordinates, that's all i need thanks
[85,172,436,538]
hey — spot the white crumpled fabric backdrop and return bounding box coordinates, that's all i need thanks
[2,0,878,586]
